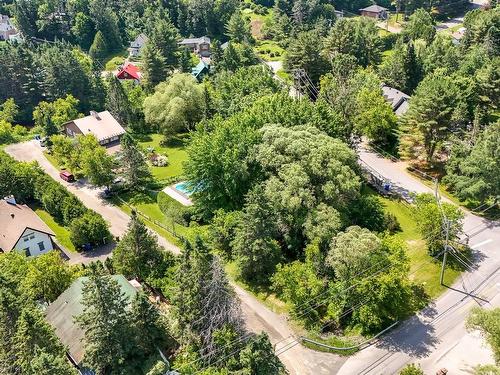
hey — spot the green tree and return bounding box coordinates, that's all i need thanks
[467,307,500,364]
[444,122,500,202]
[22,251,76,303]
[75,268,131,374]
[143,73,204,137]
[399,69,460,164]
[112,212,164,280]
[72,12,96,50]
[141,43,169,91]
[30,347,78,375]
[355,88,398,145]
[149,17,180,67]
[239,333,285,374]
[89,31,108,61]
[179,48,192,73]
[399,363,424,375]
[69,211,110,247]
[105,75,132,127]
[81,143,115,187]
[33,95,80,137]
[403,9,436,43]
[0,98,19,123]
[414,194,464,256]
[118,133,152,190]
[284,30,329,85]
[225,11,253,43]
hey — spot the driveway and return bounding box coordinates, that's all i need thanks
[336,147,500,375]
[6,140,339,374]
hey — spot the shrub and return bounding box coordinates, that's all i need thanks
[69,211,111,247]
[384,212,401,233]
[151,153,169,167]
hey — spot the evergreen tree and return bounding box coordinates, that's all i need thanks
[118,133,152,190]
[129,292,165,355]
[75,267,131,374]
[225,12,253,43]
[89,31,108,61]
[105,75,132,127]
[179,48,192,73]
[210,40,224,73]
[30,347,78,375]
[149,18,180,67]
[141,44,169,91]
[112,212,164,280]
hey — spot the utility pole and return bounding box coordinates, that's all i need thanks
[440,218,450,285]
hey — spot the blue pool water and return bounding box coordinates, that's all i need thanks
[174,182,193,196]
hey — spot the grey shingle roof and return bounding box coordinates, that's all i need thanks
[360,4,388,12]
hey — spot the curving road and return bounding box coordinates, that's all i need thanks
[336,147,500,375]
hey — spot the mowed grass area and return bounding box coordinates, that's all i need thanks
[112,191,208,246]
[32,205,77,253]
[255,40,285,61]
[378,195,461,298]
[134,133,189,185]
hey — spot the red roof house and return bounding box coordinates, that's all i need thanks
[116,63,141,81]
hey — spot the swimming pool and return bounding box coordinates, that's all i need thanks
[174,181,193,196]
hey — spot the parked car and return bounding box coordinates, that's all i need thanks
[59,171,75,182]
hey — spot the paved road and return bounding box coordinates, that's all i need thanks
[336,147,500,375]
[6,140,340,374]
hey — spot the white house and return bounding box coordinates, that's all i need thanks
[0,196,55,257]
[128,33,148,57]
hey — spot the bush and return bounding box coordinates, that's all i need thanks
[69,211,111,247]
[381,32,400,50]
[150,153,169,167]
[62,195,88,225]
[384,212,401,233]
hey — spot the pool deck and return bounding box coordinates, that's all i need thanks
[163,185,193,206]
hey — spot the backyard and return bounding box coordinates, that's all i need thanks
[32,204,77,253]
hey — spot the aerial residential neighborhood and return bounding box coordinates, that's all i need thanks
[0,0,499,374]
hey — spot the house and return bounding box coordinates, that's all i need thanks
[45,275,140,370]
[382,85,410,116]
[63,111,126,153]
[192,60,210,81]
[0,15,17,41]
[116,62,141,82]
[360,4,389,20]
[178,36,211,57]
[128,33,148,57]
[0,196,55,256]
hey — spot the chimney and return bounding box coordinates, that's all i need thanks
[90,111,101,120]
[4,195,16,205]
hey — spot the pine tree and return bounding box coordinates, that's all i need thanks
[118,133,152,190]
[129,292,165,355]
[75,267,131,374]
[150,18,180,67]
[30,347,78,375]
[210,40,224,73]
[179,48,192,73]
[225,12,253,43]
[89,31,108,61]
[105,75,132,127]
[141,43,169,91]
[112,211,164,280]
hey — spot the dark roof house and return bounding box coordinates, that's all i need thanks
[382,85,411,116]
[178,36,211,57]
[45,275,140,368]
[360,4,389,19]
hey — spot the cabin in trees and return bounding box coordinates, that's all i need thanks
[45,276,141,371]
[359,4,388,20]
[129,33,148,57]
[116,62,141,83]
[192,60,210,81]
[178,36,211,57]
[0,196,55,257]
[63,111,126,153]
[382,85,410,116]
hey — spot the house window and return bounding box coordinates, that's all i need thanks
[29,234,35,240]
[23,247,31,257]
[38,242,45,251]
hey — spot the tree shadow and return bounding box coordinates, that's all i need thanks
[131,133,152,143]
[160,134,188,148]
[374,314,440,358]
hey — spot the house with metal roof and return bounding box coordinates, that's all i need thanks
[382,85,411,116]
[45,275,140,371]
[129,33,148,57]
[192,60,210,81]
[0,196,55,256]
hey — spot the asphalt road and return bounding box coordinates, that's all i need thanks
[336,147,500,375]
[5,140,341,374]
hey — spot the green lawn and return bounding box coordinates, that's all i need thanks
[43,151,62,170]
[134,133,189,186]
[112,190,207,246]
[255,40,285,62]
[32,206,77,253]
[103,49,128,71]
[378,195,461,298]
